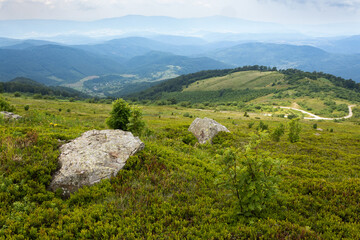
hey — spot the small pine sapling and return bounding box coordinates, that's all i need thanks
[217,132,283,216]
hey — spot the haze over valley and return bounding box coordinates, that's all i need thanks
[1,14,360,97]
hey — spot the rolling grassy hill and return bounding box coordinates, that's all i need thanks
[128,66,360,118]
[183,71,284,91]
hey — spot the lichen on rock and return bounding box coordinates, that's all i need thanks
[49,129,144,196]
[188,117,230,144]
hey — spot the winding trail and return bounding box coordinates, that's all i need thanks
[279,105,356,120]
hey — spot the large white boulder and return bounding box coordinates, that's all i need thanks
[188,117,230,144]
[0,111,22,120]
[49,129,144,196]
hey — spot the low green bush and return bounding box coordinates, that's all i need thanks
[0,97,15,112]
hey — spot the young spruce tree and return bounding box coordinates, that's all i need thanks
[217,132,283,216]
[106,98,145,136]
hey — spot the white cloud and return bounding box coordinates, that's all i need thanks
[0,0,359,24]
[259,0,360,9]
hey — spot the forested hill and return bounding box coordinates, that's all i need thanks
[127,66,360,103]
[0,77,90,98]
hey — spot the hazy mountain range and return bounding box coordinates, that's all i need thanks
[1,15,360,42]
[1,15,360,96]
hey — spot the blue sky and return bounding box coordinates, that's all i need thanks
[0,0,359,24]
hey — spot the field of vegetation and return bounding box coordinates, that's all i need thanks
[1,92,360,239]
[183,71,284,91]
[129,67,360,119]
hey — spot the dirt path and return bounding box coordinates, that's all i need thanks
[279,105,356,120]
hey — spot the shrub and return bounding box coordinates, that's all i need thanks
[271,123,285,142]
[0,97,15,112]
[287,114,297,119]
[179,101,191,108]
[217,132,282,216]
[313,123,318,129]
[248,122,255,128]
[33,94,43,99]
[212,131,235,148]
[14,92,21,97]
[167,97,177,105]
[127,106,145,136]
[24,105,30,111]
[257,121,269,131]
[106,98,131,130]
[181,132,197,145]
[183,112,192,118]
[288,118,301,143]
[106,99,145,135]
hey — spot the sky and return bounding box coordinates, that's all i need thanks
[0,0,359,25]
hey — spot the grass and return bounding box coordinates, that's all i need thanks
[183,71,284,92]
[1,94,360,239]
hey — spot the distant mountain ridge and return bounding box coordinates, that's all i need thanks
[0,44,124,84]
[1,15,360,42]
[0,15,293,41]
[2,34,360,97]
[316,35,360,54]
[0,41,230,96]
[204,42,360,81]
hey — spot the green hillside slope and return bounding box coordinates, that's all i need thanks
[128,66,360,118]
[184,71,284,91]
[1,95,360,238]
[129,67,360,101]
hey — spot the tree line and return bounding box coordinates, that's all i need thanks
[280,69,360,91]
[0,77,90,98]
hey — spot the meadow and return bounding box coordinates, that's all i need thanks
[183,71,284,91]
[1,93,360,239]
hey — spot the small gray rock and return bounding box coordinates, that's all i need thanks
[188,117,230,144]
[49,129,144,196]
[0,111,22,120]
